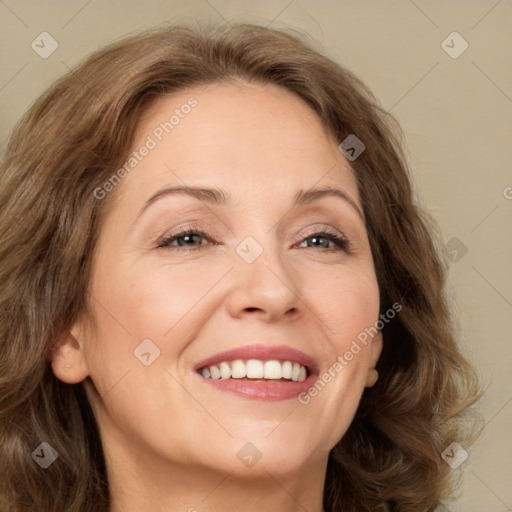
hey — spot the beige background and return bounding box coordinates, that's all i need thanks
[1,1,511,510]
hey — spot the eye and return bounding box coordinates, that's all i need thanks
[156,226,351,253]
[296,229,351,252]
[157,227,213,250]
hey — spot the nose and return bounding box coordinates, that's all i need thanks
[225,240,302,323]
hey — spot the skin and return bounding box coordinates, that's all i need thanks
[52,81,382,512]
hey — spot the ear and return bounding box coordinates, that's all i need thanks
[50,323,90,384]
[369,330,383,368]
[364,331,383,388]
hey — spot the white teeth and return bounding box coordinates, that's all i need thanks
[246,359,263,378]
[263,360,282,379]
[282,361,292,379]
[291,362,301,382]
[231,359,246,378]
[219,362,231,379]
[199,359,308,382]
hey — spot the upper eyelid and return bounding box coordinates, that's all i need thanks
[137,198,364,236]
[150,206,359,234]
[160,221,347,237]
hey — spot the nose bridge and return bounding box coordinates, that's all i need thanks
[228,226,301,320]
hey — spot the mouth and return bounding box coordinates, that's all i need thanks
[193,344,318,401]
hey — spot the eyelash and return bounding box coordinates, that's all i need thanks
[156,225,351,253]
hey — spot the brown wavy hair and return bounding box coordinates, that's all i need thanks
[0,22,482,512]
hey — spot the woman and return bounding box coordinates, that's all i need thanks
[0,23,482,512]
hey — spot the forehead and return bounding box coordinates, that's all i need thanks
[115,81,360,212]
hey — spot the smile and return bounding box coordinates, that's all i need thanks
[194,344,317,401]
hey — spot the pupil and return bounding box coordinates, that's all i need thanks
[310,236,326,247]
[182,235,198,245]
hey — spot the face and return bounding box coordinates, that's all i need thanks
[53,81,381,478]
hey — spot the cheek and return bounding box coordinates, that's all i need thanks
[91,256,220,336]
[298,267,379,448]
[122,261,229,333]
[313,263,380,343]
[327,270,379,385]
[83,258,228,390]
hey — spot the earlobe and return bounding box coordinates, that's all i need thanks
[365,368,379,387]
[50,327,90,384]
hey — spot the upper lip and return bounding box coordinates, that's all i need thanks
[194,344,318,375]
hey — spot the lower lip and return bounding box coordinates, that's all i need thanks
[196,373,316,401]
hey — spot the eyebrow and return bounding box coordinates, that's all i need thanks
[137,185,364,221]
